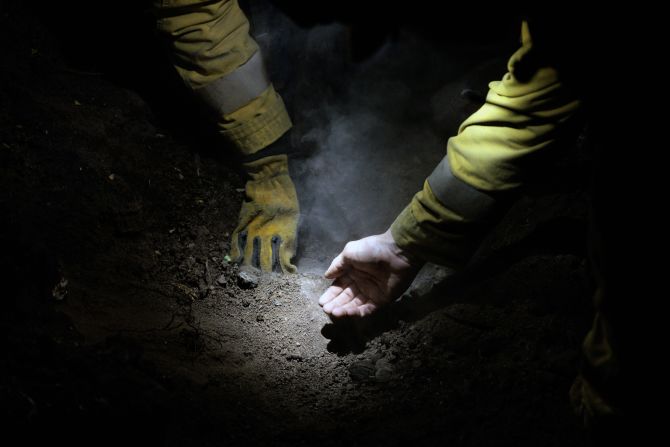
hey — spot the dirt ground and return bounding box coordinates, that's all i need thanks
[1,2,596,446]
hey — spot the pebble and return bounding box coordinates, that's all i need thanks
[348,360,375,382]
[237,266,259,289]
[52,277,68,301]
[216,274,227,286]
[374,359,394,382]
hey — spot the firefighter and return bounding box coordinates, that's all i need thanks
[319,18,627,435]
[154,0,299,273]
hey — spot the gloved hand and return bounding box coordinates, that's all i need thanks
[231,154,299,273]
[318,230,422,317]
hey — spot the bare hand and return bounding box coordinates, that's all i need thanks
[318,230,422,318]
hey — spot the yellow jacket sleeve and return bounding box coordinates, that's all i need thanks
[154,0,291,154]
[391,21,581,266]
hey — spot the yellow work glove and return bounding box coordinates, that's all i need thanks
[231,154,299,273]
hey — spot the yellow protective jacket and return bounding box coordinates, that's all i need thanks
[391,20,621,424]
[153,0,291,154]
[391,21,581,266]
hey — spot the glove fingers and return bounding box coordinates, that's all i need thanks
[257,236,274,272]
[239,232,272,271]
[233,230,295,273]
[246,235,296,273]
[271,236,282,273]
[231,230,247,264]
[279,238,297,274]
[251,236,263,270]
[232,217,299,272]
[232,230,260,270]
[243,234,257,269]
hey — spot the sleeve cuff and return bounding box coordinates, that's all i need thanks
[390,181,481,268]
[217,85,292,155]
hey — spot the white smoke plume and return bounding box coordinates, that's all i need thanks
[248,1,509,273]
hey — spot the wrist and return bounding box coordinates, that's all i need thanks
[242,154,290,181]
[382,229,424,269]
[241,131,292,164]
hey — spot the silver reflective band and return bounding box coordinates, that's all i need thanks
[194,51,270,115]
[427,157,497,221]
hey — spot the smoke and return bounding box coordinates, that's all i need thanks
[248,1,508,273]
[292,102,442,273]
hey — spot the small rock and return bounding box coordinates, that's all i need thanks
[256,314,265,322]
[375,359,394,382]
[237,266,259,289]
[241,299,250,307]
[286,353,303,361]
[52,277,68,301]
[216,274,227,286]
[369,351,383,363]
[349,360,375,382]
[273,300,282,306]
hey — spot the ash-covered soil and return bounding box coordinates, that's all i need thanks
[1,2,594,446]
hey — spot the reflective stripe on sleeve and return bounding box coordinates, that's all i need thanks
[194,51,270,115]
[427,157,497,221]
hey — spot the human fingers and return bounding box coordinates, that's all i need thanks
[324,253,346,279]
[331,298,378,318]
[318,278,348,306]
[322,280,359,315]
